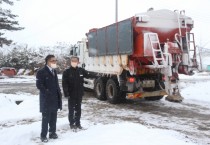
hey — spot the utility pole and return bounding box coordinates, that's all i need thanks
[115,0,118,22]
[197,45,203,71]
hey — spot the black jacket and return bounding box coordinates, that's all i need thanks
[36,66,62,112]
[62,67,88,99]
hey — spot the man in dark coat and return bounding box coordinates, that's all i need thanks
[36,54,62,142]
[62,56,88,129]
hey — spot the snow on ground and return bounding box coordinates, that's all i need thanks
[0,118,196,145]
[181,80,210,103]
[0,71,210,145]
[0,75,36,84]
[0,74,62,84]
[179,71,210,81]
[0,93,196,145]
[200,55,210,71]
[179,71,210,103]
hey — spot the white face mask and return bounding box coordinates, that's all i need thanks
[71,62,78,68]
[50,63,57,69]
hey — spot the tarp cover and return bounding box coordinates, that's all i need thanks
[87,18,133,56]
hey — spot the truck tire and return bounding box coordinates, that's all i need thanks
[106,78,126,104]
[84,87,93,92]
[94,78,107,100]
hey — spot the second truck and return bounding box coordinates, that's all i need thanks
[71,9,198,104]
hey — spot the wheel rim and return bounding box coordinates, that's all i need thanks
[96,83,102,96]
[108,84,114,99]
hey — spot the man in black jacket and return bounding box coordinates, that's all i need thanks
[62,56,88,129]
[36,55,62,142]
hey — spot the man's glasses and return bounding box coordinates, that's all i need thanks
[71,60,79,62]
[50,60,57,62]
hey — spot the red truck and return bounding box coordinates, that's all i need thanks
[72,9,198,103]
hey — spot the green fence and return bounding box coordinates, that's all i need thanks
[207,65,210,71]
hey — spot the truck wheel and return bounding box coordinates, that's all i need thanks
[106,78,125,104]
[84,87,93,92]
[144,96,163,101]
[94,78,107,100]
[120,92,127,103]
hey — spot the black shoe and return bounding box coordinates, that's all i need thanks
[76,125,83,129]
[70,124,76,129]
[41,137,48,143]
[49,132,58,139]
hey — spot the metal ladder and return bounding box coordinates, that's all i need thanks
[186,32,198,67]
[180,10,198,68]
[147,33,166,68]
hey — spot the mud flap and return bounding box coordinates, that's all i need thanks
[127,90,167,99]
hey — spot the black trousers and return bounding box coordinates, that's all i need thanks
[68,97,82,126]
[41,111,57,137]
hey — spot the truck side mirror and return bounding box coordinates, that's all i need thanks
[70,49,73,55]
[82,63,86,68]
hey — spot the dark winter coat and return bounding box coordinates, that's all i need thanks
[62,67,88,99]
[36,65,62,112]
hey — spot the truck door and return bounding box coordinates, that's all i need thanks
[71,43,85,68]
[77,42,85,68]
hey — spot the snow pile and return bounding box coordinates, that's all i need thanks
[0,96,16,108]
[55,122,195,145]
[0,93,40,121]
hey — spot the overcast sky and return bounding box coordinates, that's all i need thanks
[2,0,210,48]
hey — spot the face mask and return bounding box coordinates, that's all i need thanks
[51,63,57,69]
[71,62,78,68]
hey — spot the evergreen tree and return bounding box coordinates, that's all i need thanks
[0,0,24,47]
